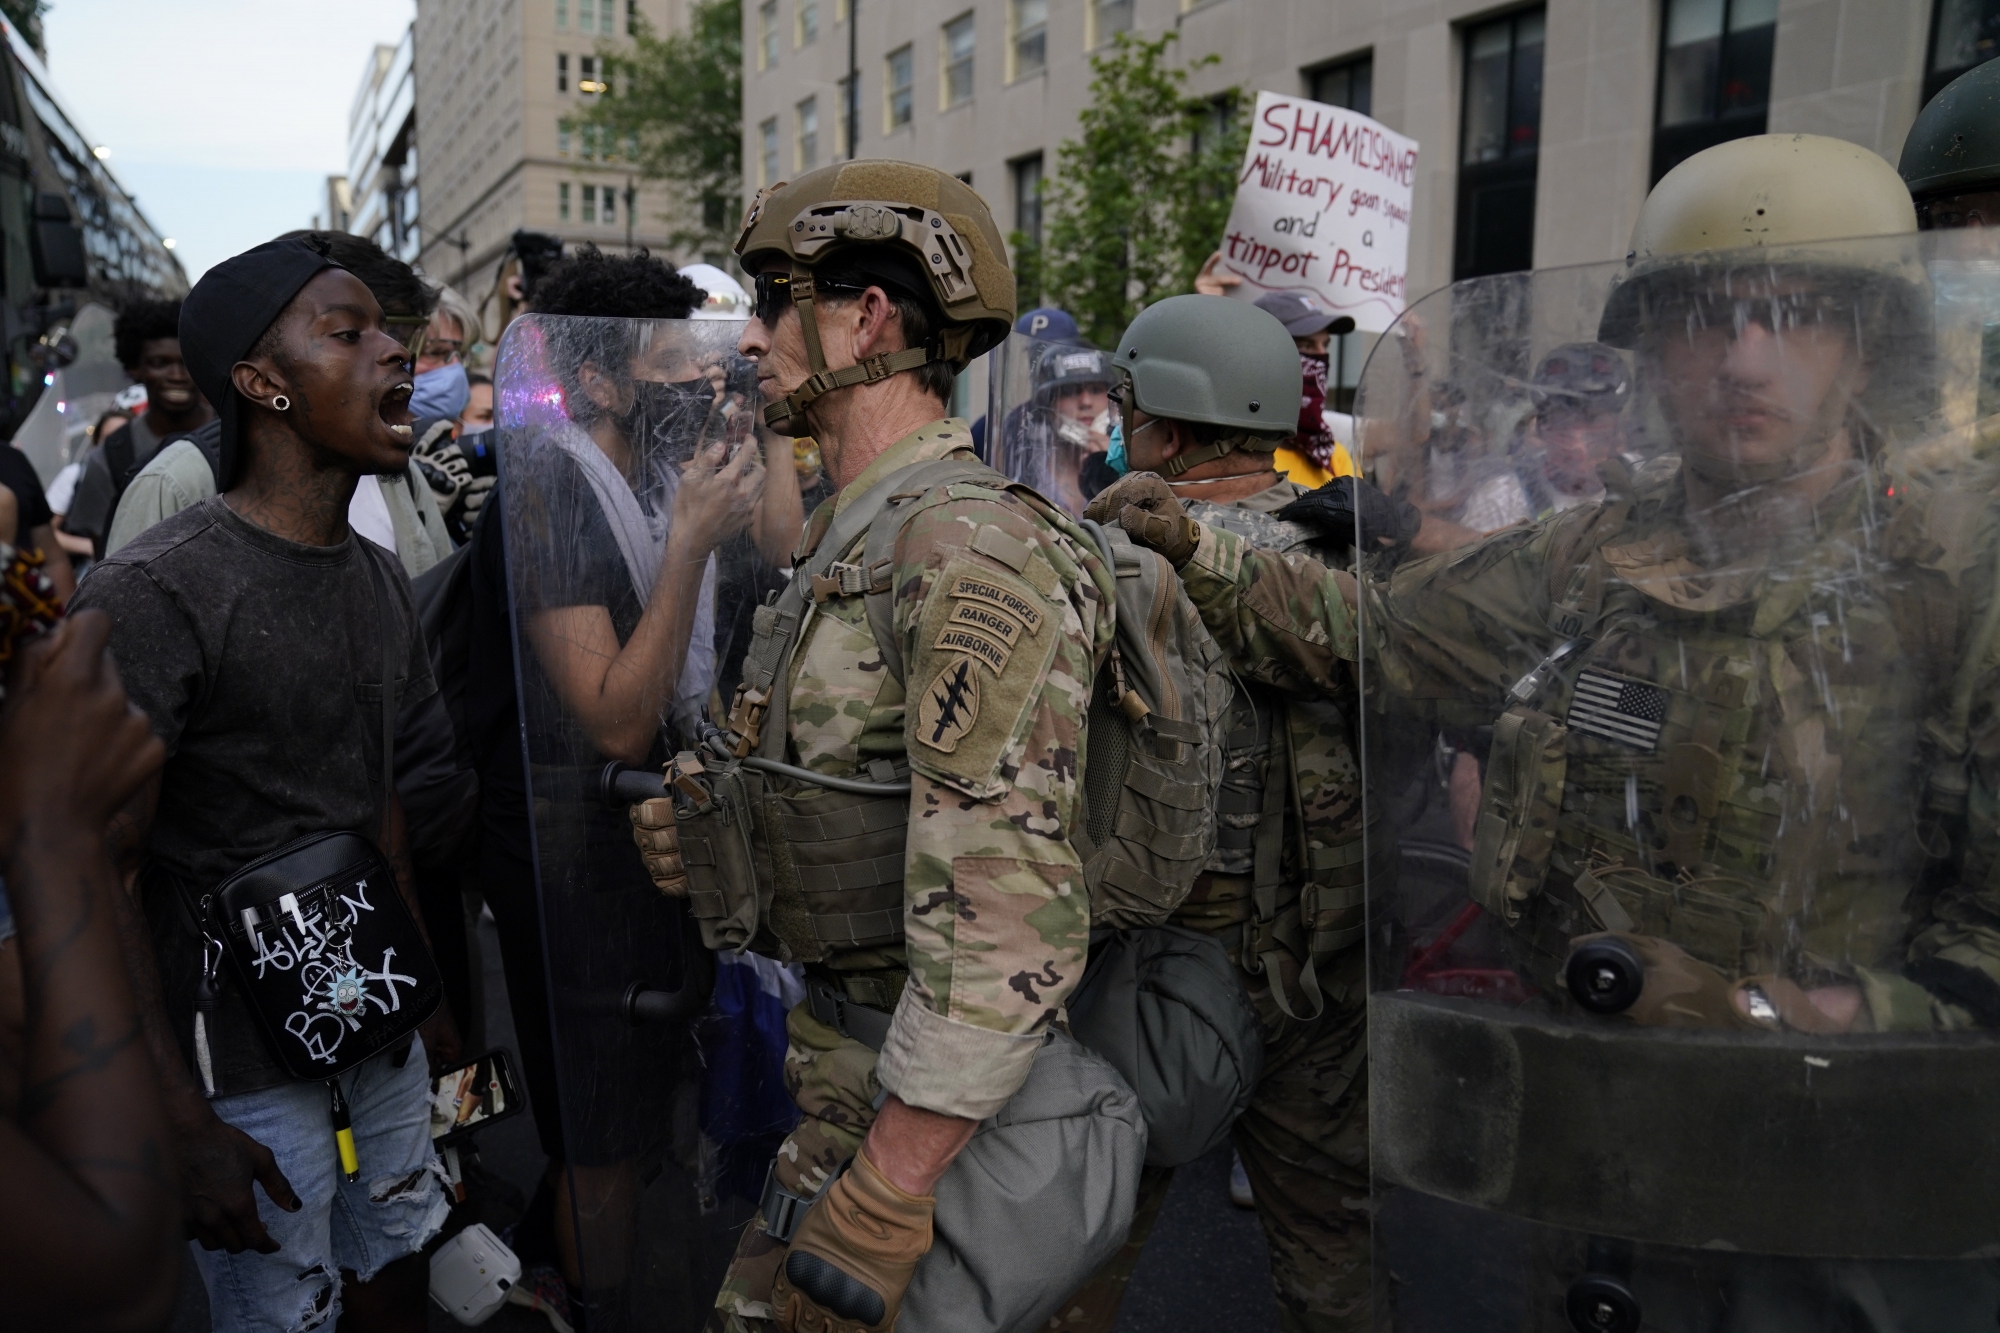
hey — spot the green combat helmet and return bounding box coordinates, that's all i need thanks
[1900,57,2000,227]
[735,161,1016,433]
[1112,294,1301,475]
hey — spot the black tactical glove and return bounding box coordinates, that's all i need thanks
[1082,472,1200,569]
[1275,476,1418,559]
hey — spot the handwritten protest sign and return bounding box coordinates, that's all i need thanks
[1218,92,1419,333]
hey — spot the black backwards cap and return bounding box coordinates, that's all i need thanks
[178,238,340,490]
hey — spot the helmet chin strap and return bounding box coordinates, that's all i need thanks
[761,263,967,436]
[1160,434,1279,477]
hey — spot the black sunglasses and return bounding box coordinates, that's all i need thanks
[752,270,868,324]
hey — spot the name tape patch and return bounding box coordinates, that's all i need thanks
[934,626,1013,676]
[948,575,1043,636]
[948,600,1024,645]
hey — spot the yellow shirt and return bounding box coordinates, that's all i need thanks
[1273,442,1355,490]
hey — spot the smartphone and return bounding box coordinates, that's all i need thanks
[427,1049,522,1143]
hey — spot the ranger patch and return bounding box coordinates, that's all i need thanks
[934,626,1012,675]
[918,658,982,752]
[949,574,1043,635]
[948,599,1024,645]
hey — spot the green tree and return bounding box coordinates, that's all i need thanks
[1028,32,1247,348]
[1,0,47,56]
[567,0,741,260]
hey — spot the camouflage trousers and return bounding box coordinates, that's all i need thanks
[1046,943,1371,1333]
[710,1002,881,1333]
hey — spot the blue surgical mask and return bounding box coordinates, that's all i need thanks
[410,360,470,421]
[1105,422,1128,476]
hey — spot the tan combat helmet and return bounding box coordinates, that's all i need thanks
[1597,133,1930,479]
[736,161,1015,433]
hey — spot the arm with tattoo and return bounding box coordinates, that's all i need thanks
[0,612,179,1329]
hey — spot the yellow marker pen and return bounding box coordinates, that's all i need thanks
[330,1079,359,1182]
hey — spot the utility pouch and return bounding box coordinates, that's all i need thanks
[676,759,773,953]
[766,778,910,960]
[1467,706,1568,921]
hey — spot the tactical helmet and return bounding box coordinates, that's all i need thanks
[1034,344,1110,401]
[1113,295,1301,476]
[1600,135,1921,345]
[736,161,1015,432]
[1900,58,2000,205]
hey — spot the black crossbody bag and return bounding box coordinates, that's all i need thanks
[189,554,443,1089]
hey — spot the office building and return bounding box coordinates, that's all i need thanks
[412,0,692,320]
[743,0,1973,305]
[349,27,420,264]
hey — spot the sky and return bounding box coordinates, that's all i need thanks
[39,0,415,284]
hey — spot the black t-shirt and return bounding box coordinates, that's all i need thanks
[0,444,53,534]
[73,497,437,1094]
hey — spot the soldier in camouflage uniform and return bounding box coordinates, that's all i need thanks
[629,162,1117,1333]
[1100,135,2000,1327]
[1055,294,1375,1333]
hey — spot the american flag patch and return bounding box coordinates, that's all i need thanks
[1567,669,1669,750]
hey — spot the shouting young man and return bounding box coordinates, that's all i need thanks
[75,237,455,1333]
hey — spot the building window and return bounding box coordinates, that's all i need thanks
[560,181,572,220]
[1011,0,1047,79]
[583,184,598,222]
[760,117,780,184]
[1455,8,1545,280]
[1927,0,2000,102]
[837,72,856,158]
[759,0,779,69]
[886,45,914,128]
[1308,53,1372,114]
[942,12,975,106]
[799,0,818,45]
[1011,153,1043,245]
[1089,0,1133,47]
[600,0,615,33]
[579,54,605,94]
[558,52,569,92]
[603,186,616,224]
[557,0,569,27]
[580,0,595,32]
[1652,0,1775,183]
[797,96,819,170]
[559,121,572,156]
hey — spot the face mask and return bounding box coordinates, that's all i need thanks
[458,420,493,437]
[410,360,470,421]
[625,377,719,462]
[1104,421,1128,476]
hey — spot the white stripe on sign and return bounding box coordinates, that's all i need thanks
[1567,669,1668,751]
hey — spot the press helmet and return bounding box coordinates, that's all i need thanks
[1112,295,1302,476]
[735,160,1015,433]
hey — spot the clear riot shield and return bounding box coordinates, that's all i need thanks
[1357,229,2000,1331]
[495,315,797,1330]
[985,332,1119,515]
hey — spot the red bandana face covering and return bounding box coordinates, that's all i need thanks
[1297,352,1336,469]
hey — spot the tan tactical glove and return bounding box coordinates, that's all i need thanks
[773,1147,934,1333]
[1730,974,1857,1033]
[1083,472,1200,569]
[629,797,688,897]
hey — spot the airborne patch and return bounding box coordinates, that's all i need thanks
[934,626,1012,675]
[918,658,982,753]
[948,574,1044,635]
[947,600,1024,645]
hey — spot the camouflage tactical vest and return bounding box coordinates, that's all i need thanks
[1466,463,1971,990]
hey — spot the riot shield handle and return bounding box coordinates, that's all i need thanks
[1564,936,1646,1015]
[623,980,705,1026]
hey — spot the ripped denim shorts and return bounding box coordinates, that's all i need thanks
[194,1037,449,1333]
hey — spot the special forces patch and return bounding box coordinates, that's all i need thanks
[918,657,982,752]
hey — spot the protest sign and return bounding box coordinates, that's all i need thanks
[1217,91,1419,333]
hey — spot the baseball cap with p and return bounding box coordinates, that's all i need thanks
[178,237,340,490]
[1015,306,1081,343]
[1252,291,1356,339]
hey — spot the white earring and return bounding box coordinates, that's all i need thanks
[272,395,291,411]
